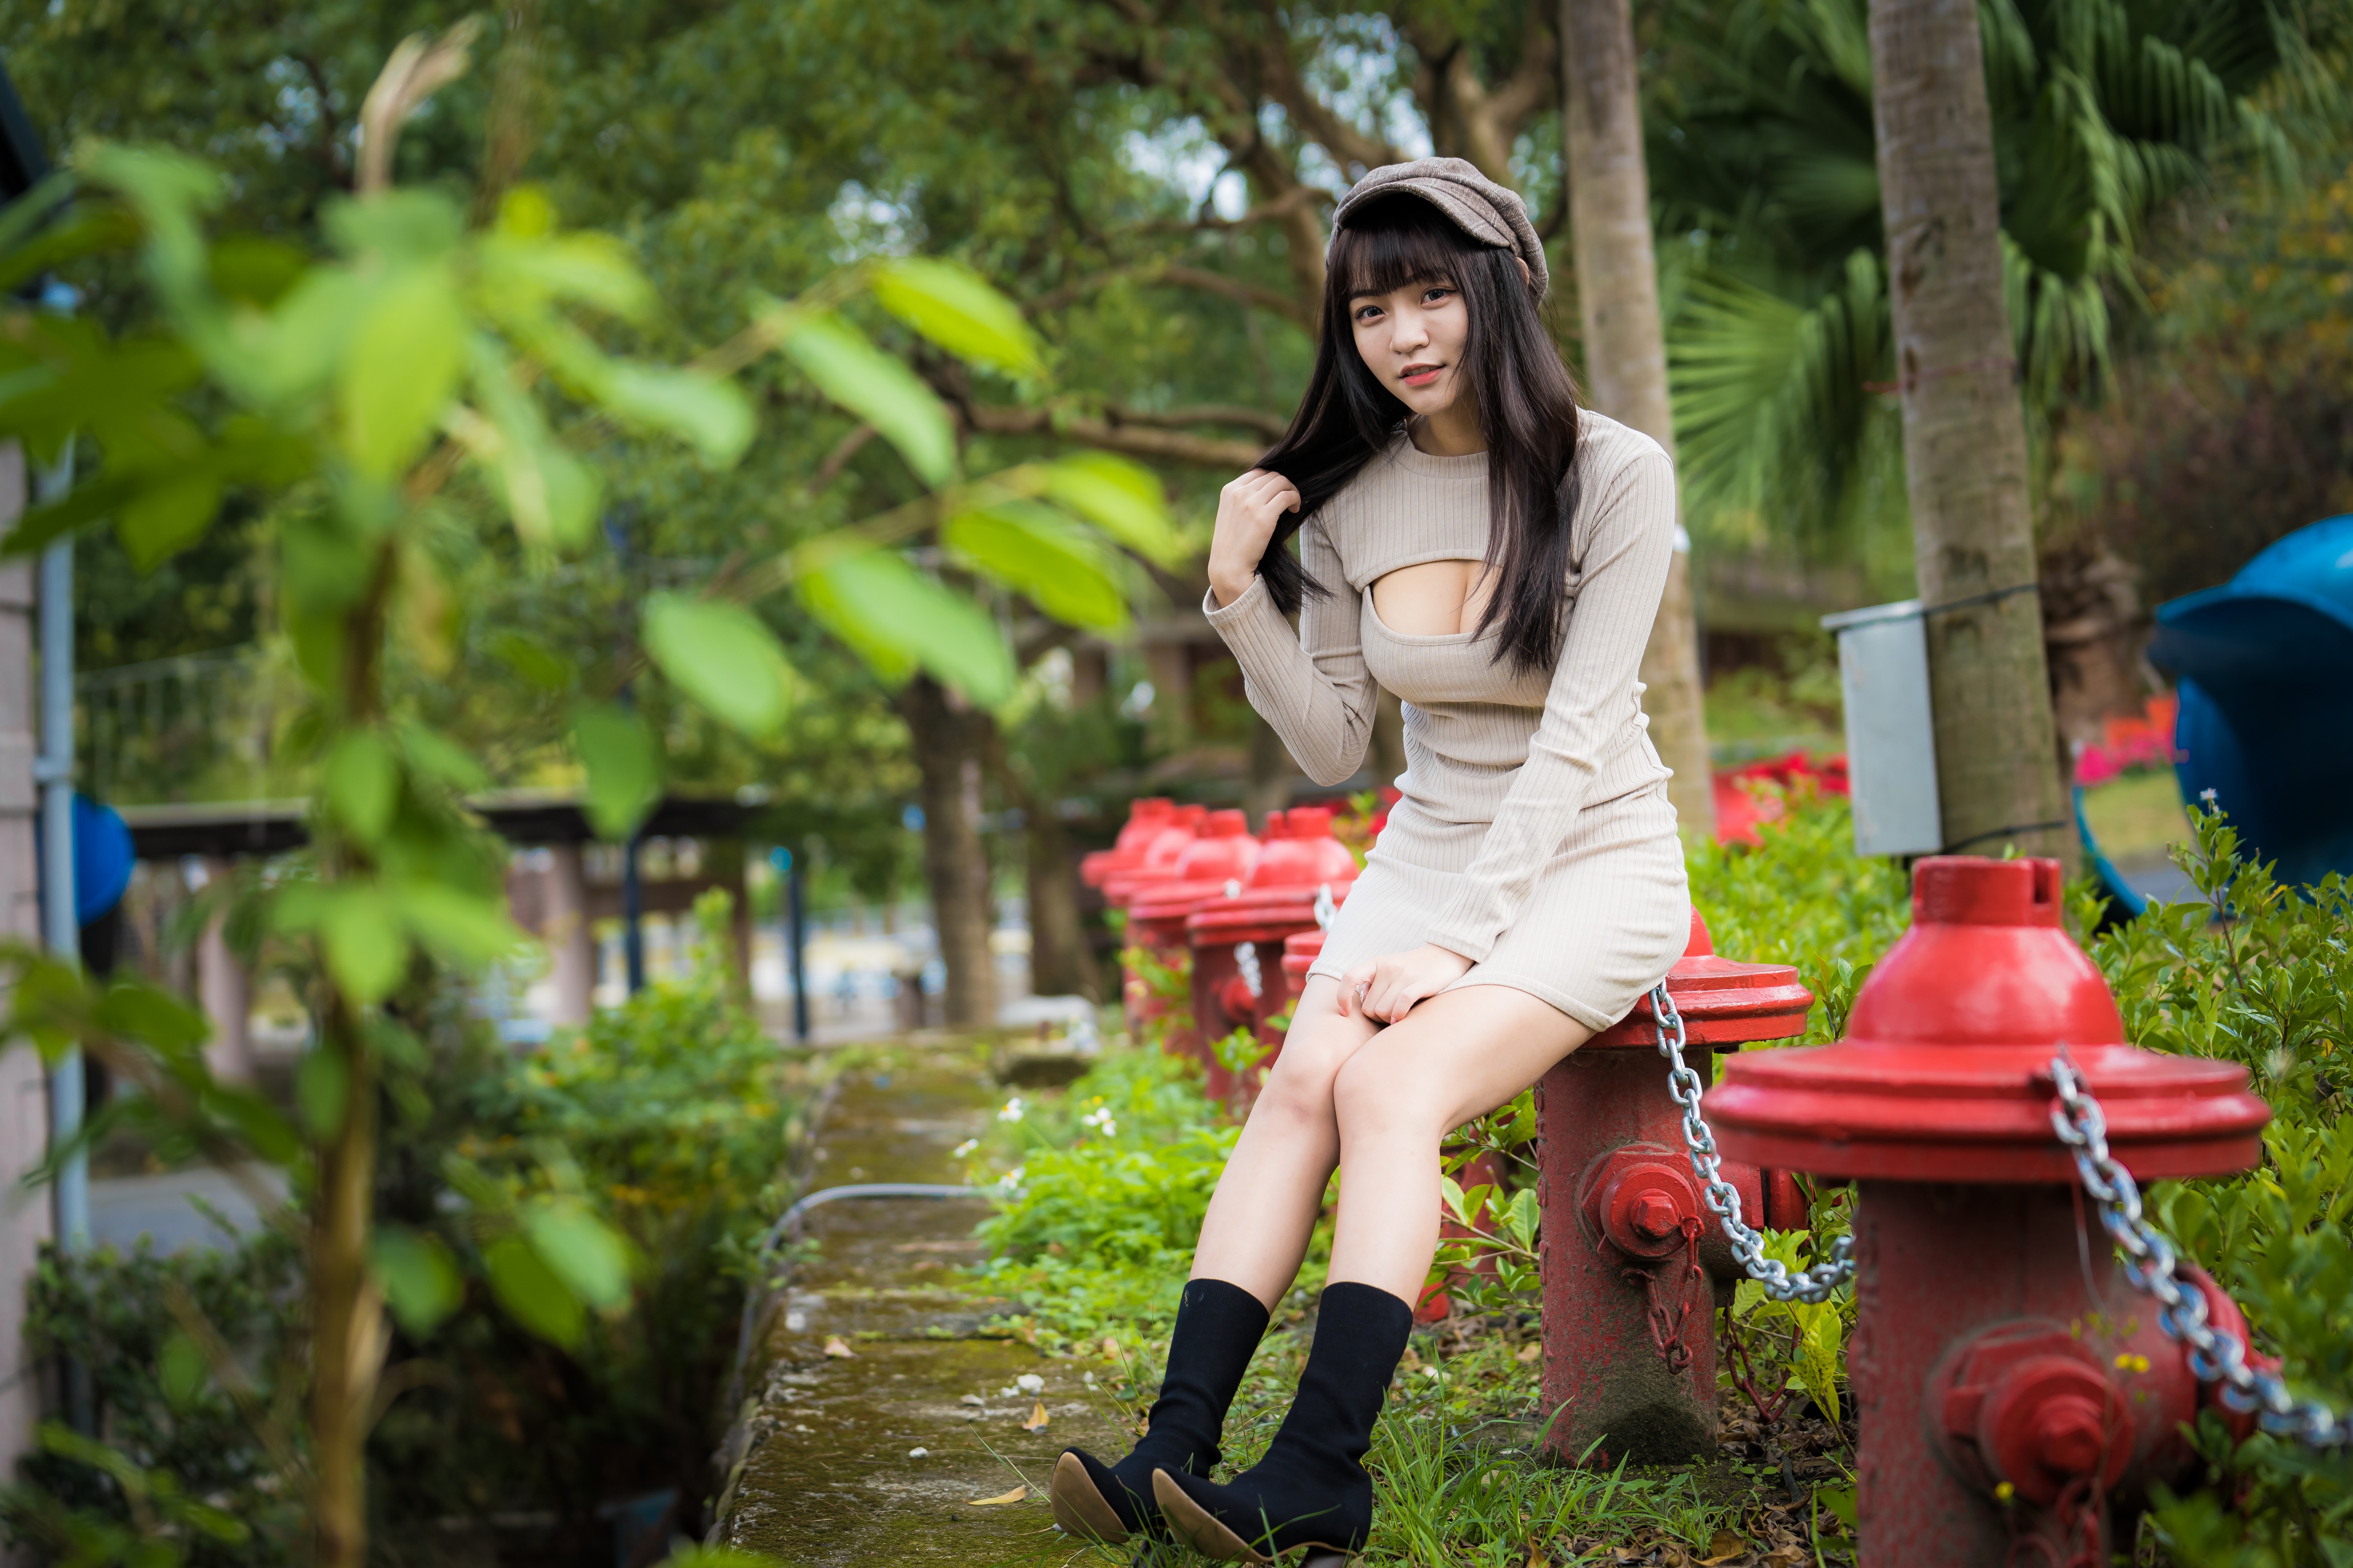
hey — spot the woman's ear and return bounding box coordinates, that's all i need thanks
[1515,256,1532,288]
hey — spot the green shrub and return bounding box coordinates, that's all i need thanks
[2089,809,2352,1566]
[6,907,807,1560]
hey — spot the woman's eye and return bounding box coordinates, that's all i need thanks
[1425,287,1454,304]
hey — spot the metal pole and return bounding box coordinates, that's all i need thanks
[622,831,645,995]
[783,846,810,1043]
[33,450,84,1255]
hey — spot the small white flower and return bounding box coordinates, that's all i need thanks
[1017,1373,1045,1394]
[952,1138,980,1158]
[1083,1371,1097,1388]
[998,1096,1026,1123]
[909,1447,929,1459]
[999,1165,1025,1189]
[2200,787,2218,803]
[999,1385,1018,1397]
[1100,1118,1117,1136]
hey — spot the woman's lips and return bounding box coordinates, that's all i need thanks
[1401,365,1444,387]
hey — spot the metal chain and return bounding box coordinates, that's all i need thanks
[2048,1055,2351,1449]
[1233,940,1263,1001]
[1652,981,1855,1303]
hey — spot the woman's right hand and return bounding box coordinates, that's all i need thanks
[1207,468,1302,607]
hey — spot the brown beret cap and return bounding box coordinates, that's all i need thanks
[1330,156,1549,299]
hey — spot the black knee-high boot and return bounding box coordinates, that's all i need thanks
[1151,1281,1412,1563]
[1051,1277,1270,1542]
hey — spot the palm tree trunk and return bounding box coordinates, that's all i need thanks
[1560,0,1717,838]
[1867,0,2072,859]
[1022,808,1100,1002]
[896,675,996,1029]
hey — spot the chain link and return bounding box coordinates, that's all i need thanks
[2047,1054,2350,1449]
[1233,940,1263,1001]
[1652,982,1855,1303]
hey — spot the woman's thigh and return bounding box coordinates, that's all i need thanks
[1250,975,1381,1117]
[1331,983,1593,1139]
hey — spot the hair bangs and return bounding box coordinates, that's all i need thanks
[1329,195,1489,301]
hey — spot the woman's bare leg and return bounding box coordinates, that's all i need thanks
[1327,985,1592,1302]
[1188,976,1379,1307]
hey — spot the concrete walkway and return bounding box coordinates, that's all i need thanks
[711,1048,1122,1565]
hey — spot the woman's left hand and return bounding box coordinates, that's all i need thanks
[1340,943,1475,1023]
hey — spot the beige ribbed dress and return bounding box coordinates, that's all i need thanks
[1202,409,1691,1032]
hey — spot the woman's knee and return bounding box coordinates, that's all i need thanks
[1331,1041,1445,1144]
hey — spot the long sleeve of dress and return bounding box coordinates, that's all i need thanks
[1200,517,1379,787]
[1421,446,1679,964]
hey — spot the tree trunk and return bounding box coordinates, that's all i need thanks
[896,675,996,1029]
[1023,808,1101,1001]
[1867,0,2073,859]
[1560,0,1717,838]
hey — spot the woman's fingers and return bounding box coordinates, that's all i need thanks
[1339,962,1377,1018]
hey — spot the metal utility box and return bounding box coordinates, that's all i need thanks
[1822,601,1941,857]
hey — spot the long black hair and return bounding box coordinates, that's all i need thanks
[1252,194,1583,673]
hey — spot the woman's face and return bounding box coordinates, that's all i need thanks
[1348,276,1469,420]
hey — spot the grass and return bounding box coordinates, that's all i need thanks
[2081,768,2193,862]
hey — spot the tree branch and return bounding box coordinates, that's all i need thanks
[964,403,1262,469]
[1251,4,1406,177]
[1106,403,1289,440]
[1030,261,1314,326]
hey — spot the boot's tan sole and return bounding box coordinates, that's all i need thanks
[1150,1469,1357,1565]
[1050,1451,1132,1545]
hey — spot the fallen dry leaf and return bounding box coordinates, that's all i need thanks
[1022,1400,1050,1432]
[822,1336,855,1358]
[1698,1529,1749,1565]
[1516,1343,1542,1363]
[967,1485,1027,1506]
[1526,1546,1548,1568]
[1102,1336,1121,1359]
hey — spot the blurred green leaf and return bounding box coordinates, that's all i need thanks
[324,730,400,844]
[296,1045,349,1140]
[469,337,600,550]
[597,364,754,468]
[478,225,656,324]
[1039,453,1181,566]
[396,883,527,967]
[319,886,407,1005]
[321,189,464,265]
[642,593,795,737]
[525,1202,632,1310]
[800,547,1013,703]
[871,256,1041,377]
[573,704,663,841]
[371,1226,463,1335]
[488,631,574,692]
[204,1084,302,1167]
[157,1331,207,1408]
[777,313,954,486]
[116,468,223,570]
[396,719,492,791]
[94,982,208,1055]
[339,263,465,478]
[944,500,1128,630]
[485,1235,585,1348]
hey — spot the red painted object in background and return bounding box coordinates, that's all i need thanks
[1712,750,1850,846]
[1122,811,1262,1067]
[1186,807,1359,1103]
[1707,857,2272,1566]
[1081,797,1174,889]
[1535,909,1816,1463]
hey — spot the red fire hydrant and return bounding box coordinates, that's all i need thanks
[1184,806,1360,1103]
[1122,811,1261,1067]
[1102,803,1205,1036]
[1535,910,1816,1463]
[1707,856,2272,1564]
[1081,797,1174,892]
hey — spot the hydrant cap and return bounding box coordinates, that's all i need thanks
[1704,856,2269,1183]
[1846,859,2123,1049]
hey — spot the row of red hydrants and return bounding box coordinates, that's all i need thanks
[1081,799,2276,1565]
